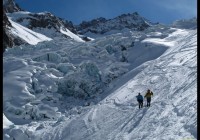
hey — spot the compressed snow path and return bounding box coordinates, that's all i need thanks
[3,26,197,140]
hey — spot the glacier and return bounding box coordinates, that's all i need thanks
[3,9,197,140]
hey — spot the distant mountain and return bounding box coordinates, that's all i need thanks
[5,0,196,51]
[7,11,152,42]
[3,0,152,50]
[76,12,151,35]
[172,18,197,29]
[6,11,84,41]
[3,0,86,45]
[3,0,87,50]
[3,0,153,50]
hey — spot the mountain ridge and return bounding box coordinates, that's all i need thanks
[76,12,151,35]
[3,0,154,50]
[4,0,196,50]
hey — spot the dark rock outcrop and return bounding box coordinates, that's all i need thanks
[3,10,27,52]
[3,0,22,13]
[3,10,13,51]
[29,12,77,33]
[12,12,78,35]
[3,0,79,39]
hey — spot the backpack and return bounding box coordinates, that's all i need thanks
[137,95,143,101]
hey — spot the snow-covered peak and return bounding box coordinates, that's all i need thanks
[77,12,151,35]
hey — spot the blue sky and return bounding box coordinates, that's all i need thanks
[15,0,197,25]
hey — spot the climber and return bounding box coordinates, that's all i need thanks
[136,93,143,109]
[144,89,153,107]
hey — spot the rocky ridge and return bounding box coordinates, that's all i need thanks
[76,12,151,34]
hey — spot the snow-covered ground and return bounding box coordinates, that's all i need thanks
[3,19,197,140]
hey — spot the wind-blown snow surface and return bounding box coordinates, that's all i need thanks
[3,24,197,139]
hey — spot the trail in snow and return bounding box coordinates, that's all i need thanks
[45,29,194,140]
[3,24,197,140]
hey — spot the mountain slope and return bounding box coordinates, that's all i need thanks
[8,18,52,45]
[3,0,86,49]
[3,18,197,140]
[6,11,85,42]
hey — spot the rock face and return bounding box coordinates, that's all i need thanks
[3,28,13,52]
[14,12,78,35]
[3,0,22,13]
[3,10,12,27]
[3,10,14,51]
[3,0,81,50]
[3,0,15,51]
[3,0,80,41]
[3,0,27,51]
[3,10,28,52]
[76,12,151,34]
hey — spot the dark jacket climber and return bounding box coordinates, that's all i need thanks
[136,93,143,109]
[144,89,153,107]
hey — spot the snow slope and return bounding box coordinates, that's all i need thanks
[60,27,84,42]
[3,21,197,140]
[8,18,52,45]
[7,11,85,42]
